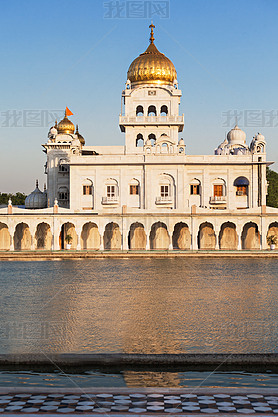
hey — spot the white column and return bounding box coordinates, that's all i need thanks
[9,227,15,251]
[30,226,36,251]
[99,226,104,251]
[122,231,128,251]
[146,231,150,250]
[215,227,220,250]
[237,228,242,250]
[76,234,81,251]
[191,218,198,250]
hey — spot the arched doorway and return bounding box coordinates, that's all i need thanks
[267,222,278,249]
[81,222,100,250]
[35,223,52,250]
[172,222,190,250]
[60,222,77,250]
[219,222,237,250]
[14,223,31,251]
[0,223,10,250]
[241,222,260,250]
[198,222,216,250]
[150,222,170,250]
[128,223,146,250]
[104,222,121,250]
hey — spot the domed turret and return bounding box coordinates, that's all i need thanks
[127,24,177,86]
[25,180,47,209]
[227,125,246,145]
[57,110,75,135]
[255,132,265,142]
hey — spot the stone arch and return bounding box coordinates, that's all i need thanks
[14,223,31,251]
[136,133,144,147]
[128,222,146,250]
[148,105,157,116]
[136,105,144,116]
[198,222,216,250]
[219,222,237,250]
[148,133,156,146]
[35,223,52,250]
[0,223,10,250]
[104,222,121,250]
[150,222,170,250]
[172,222,190,250]
[241,222,260,250]
[60,222,77,250]
[160,105,168,116]
[267,222,278,249]
[81,222,100,250]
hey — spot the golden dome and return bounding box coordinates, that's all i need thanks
[127,24,177,86]
[57,111,75,134]
[75,125,85,145]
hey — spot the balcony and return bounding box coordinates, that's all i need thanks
[155,196,173,205]
[101,196,119,205]
[119,115,184,132]
[209,196,227,204]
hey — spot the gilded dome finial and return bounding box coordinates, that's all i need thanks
[149,22,155,44]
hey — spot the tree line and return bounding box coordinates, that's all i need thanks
[0,192,27,206]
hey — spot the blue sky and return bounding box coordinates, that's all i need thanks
[1,0,278,193]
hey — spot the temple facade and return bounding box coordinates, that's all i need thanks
[0,25,277,251]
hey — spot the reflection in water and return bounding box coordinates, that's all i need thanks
[0,258,277,354]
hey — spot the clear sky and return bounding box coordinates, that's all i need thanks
[1,0,278,193]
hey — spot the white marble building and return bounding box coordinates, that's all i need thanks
[0,24,277,251]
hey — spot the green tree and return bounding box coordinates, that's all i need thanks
[0,192,27,206]
[266,167,278,208]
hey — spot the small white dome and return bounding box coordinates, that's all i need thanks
[179,138,185,145]
[256,132,265,142]
[227,125,246,145]
[25,180,47,209]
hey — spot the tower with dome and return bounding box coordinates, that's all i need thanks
[0,24,277,252]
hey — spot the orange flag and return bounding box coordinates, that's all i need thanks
[65,107,73,116]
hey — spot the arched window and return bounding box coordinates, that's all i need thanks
[234,176,249,196]
[105,179,118,199]
[136,134,144,147]
[212,178,226,197]
[129,178,140,195]
[190,179,201,195]
[160,105,168,116]
[82,179,93,195]
[58,187,69,201]
[58,164,68,172]
[148,133,156,146]
[136,105,144,116]
[148,105,157,116]
[156,174,175,205]
[161,142,169,153]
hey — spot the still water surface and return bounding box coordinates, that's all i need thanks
[0,258,277,354]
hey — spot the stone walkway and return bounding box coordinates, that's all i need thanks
[1,392,278,415]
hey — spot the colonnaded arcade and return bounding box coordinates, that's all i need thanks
[0,24,277,251]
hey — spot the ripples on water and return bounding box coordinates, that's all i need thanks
[1,370,278,388]
[0,258,277,354]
